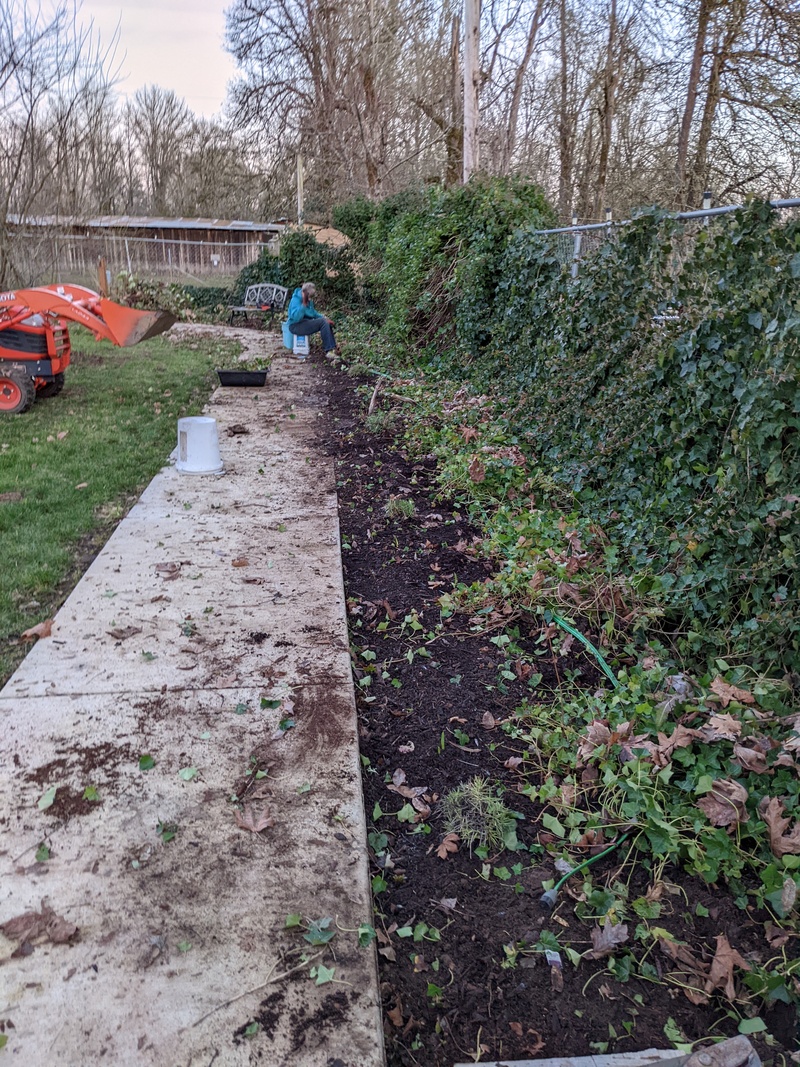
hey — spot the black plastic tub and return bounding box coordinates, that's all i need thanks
[216,369,269,387]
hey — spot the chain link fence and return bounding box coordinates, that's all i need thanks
[535,198,800,277]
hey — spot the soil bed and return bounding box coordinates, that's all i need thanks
[319,355,797,1066]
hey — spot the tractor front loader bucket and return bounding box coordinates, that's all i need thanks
[97,300,177,347]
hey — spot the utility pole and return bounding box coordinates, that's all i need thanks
[463,0,480,182]
[296,154,304,226]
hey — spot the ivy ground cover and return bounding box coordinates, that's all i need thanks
[321,348,799,1066]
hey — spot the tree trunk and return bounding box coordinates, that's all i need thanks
[675,0,713,206]
[502,0,546,174]
[558,0,574,219]
[594,0,617,217]
[687,1,746,207]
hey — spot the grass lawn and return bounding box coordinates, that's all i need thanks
[0,326,240,685]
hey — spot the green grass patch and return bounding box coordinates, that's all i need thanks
[0,326,239,685]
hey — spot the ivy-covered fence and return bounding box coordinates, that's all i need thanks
[343,183,799,675]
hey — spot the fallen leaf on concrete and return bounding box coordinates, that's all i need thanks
[107,626,142,641]
[21,618,53,640]
[585,923,629,959]
[226,424,249,436]
[696,779,749,827]
[155,562,181,580]
[759,796,800,857]
[231,557,249,567]
[704,934,750,1000]
[709,676,755,707]
[234,804,275,834]
[1,903,78,948]
[435,833,459,860]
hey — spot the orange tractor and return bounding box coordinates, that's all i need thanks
[0,284,175,414]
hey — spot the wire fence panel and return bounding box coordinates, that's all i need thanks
[11,230,275,288]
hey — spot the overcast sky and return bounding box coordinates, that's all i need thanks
[78,0,238,119]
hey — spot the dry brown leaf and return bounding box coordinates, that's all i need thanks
[107,626,142,641]
[703,713,743,741]
[435,832,459,860]
[523,1031,545,1055]
[585,923,629,959]
[658,936,709,1004]
[709,676,755,707]
[234,804,275,834]
[437,897,458,913]
[379,944,397,961]
[759,796,800,857]
[577,720,612,762]
[1,904,78,947]
[467,456,486,483]
[21,618,53,640]
[764,922,795,948]
[459,426,479,443]
[696,779,749,827]
[504,756,523,771]
[704,934,751,1000]
[231,557,249,567]
[387,1001,403,1027]
[732,743,770,775]
[509,1022,523,1037]
[654,724,702,763]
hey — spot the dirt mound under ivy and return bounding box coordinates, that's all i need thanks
[320,356,798,1067]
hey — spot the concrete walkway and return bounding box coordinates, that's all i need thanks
[0,328,385,1066]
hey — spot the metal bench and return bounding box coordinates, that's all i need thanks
[227,284,288,327]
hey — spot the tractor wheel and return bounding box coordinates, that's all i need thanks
[0,366,35,414]
[37,372,65,399]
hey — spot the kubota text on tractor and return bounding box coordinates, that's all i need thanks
[0,284,175,414]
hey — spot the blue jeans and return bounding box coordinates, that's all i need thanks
[289,316,336,352]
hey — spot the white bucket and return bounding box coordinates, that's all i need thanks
[293,334,310,358]
[175,416,224,475]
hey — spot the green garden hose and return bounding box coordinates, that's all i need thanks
[540,830,634,909]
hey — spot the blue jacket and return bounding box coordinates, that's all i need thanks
[287,287,319,325]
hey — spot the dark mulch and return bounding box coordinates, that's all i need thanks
[317,354,793,1065]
